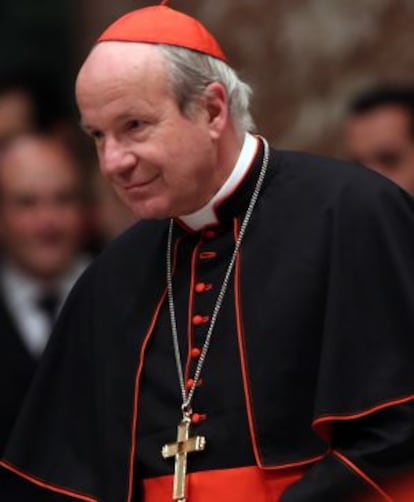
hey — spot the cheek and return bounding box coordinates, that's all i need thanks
[57,209,83,232]
[164,140,214,182]
[113,185,130,202]
[405,150,414,167]
[2,211,36,237]
[161,163,198,193]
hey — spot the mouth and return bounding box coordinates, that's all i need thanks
[35,231,66,246]
[124,175,159,192]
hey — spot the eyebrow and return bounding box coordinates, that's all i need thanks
[79,110,147,134]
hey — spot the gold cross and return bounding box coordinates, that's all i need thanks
[161,415,206,501]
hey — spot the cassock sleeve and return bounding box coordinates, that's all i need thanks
[0,266,100,501]
[282,178,414,501]
[280,403,414,501]
[0,468,73,501]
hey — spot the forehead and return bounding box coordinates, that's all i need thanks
[348,106,412,141]
[0,89,33,118]
[0,90,34,140]
[0,140,78,193]
[76,42,169,108]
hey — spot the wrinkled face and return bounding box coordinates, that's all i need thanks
[76,42,226,220]
[0,139,84,280]
[344,105,414,194]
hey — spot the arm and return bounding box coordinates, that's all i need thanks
[281,402,414,501]
[0,468,74,501]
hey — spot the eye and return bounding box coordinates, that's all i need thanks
[90,130,104,141]
[12,195,38,210]
[375,150,403,169]
[127,119,144,131]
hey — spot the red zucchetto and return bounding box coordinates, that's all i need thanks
[97,3,227,62]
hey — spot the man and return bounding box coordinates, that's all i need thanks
[1,4,414,502]
[0,134,89,457]
[0,78,35,153]
[344,86,414,194]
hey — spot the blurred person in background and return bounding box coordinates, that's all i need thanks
[0,134,89,459]
[0,77,35,153]
[0,70,77,157]
[344,85,414,194]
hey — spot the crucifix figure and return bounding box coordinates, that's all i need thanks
[162,415,206,501]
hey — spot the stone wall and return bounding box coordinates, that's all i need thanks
[76,0,414,157]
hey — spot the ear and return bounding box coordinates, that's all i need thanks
[203,82,229,140]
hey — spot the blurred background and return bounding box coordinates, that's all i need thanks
[1,1,414,489]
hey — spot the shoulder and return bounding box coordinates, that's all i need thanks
[270,148,414,209]
[97,219,167,262]
[274,149,381,187]
[70,219,168,292]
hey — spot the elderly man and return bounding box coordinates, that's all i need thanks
[1,4,414,502]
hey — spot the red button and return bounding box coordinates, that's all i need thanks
[191,413,207,425]
[192,315,203,326]
[192,315,209,326]
[199,251,217,260]
[191,413,202,424]
[203,230,216,239]
[191,348,201,359]
[195,282,207,293]
[186,378,203,389]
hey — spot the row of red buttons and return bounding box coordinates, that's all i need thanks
[188,315,206,423]
[187,229,217,426]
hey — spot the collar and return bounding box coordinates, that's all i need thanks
[177,132,260,232]
[0,257,90,312]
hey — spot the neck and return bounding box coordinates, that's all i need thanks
[178,130,258,231]
[207,126,246,201]
[4,257,70,287]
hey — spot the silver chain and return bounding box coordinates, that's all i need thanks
[166,137,270,415]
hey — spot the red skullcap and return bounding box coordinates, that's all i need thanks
[97,4,227,62]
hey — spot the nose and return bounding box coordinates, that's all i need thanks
[99,136,136,177]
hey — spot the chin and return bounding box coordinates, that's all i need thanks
[28,251,72,276]
[128,200,174,221]
[134,210,171,221]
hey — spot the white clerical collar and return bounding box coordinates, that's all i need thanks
[178,132,259,231]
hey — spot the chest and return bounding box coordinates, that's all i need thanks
[135,221,256,478]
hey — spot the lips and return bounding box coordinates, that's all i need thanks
[124,175,158,191]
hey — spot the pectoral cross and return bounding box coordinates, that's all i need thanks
[161,415,206,501]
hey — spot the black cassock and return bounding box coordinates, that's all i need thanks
[1,142,414,501]
[0,288,47,500]
[0,294,37,456]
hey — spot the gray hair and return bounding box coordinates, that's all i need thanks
[159,44,256,135]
